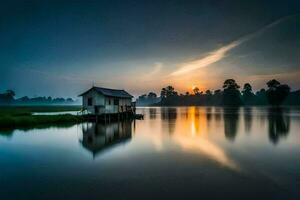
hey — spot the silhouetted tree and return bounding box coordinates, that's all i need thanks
[193,87,200,95]
[66,98,74,102]
[256,88,268,105]
[137,92,159,106]
[47,96,52,102]
[284,90,300,105]
[266,79,290,106]
[205,90,212,96]
[213,89,222,105]
[18,96,30,102]
[159,86,179,105]
[242,83,255,105]
[0,89,75,105]
[155,79,300,106]
[161,86,177,99]
[6,90,15,97]
[0,90,15,104]
[205,90,213,105]
[160,88,167,99]
[148,92,157,99]
[222,79,242,106]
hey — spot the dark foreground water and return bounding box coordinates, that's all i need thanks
[1,107,300,200]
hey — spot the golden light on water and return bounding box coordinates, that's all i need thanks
[136,107,239,171]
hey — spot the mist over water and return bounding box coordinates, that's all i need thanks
[1,107,300,199]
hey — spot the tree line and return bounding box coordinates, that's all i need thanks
[136,92,161,106]
[0,90,77,105]
[156,79,299,106]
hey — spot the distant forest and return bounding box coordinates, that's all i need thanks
[137,79,300,106]
[136,92,161,106]
[0,90,78,105]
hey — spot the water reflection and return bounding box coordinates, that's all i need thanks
[1,107,299,199]
[206,107,212,129]
[206,107,212,122]
[223,107,240,141]
[161,107,177,134]
[0,123,76,138]
[143,106,292,144]
[149,108,157,119]
[0,107,292,147]
[214,107,222,127]
[193,107,201,134]
[80,121,132,157]
[243,107,253,133]
[268,107,290,144]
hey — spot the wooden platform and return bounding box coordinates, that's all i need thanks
[82,111,143,123]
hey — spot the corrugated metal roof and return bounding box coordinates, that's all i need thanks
[79,87,133,98]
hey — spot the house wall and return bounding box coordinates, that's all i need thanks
[82,90,105,114]
[104,97,132,113]
[104,96,118,113]
[118,98,132,112]
[82,90,132,114]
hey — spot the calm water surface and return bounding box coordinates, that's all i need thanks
[1,107,300,200]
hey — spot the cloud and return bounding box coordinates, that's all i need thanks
[149,62,163,76]
[170,14,298,76]
[170,41,240,76]
[140,62,163,81]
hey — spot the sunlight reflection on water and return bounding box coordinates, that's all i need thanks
[1,106,300,199]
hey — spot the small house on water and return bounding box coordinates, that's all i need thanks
[79,86,134,115]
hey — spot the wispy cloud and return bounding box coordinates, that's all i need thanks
[170,14,298,76]
[140,62,163,81]
[148,62,163,76]
[170,41,240,76]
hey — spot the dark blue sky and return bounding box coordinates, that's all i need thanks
[1,0,300,98]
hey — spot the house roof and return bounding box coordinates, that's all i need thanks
[79,87,133,98]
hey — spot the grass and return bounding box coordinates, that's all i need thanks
[0,105,81,116]
[0,105,84,130]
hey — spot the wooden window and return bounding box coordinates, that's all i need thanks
[88,97,92,106]
[114,99,119,105]
[108,99,111,105]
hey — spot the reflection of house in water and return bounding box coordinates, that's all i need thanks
[80,121,132,157]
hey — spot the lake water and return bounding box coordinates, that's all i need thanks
[32,111,80,115]
[1,107,300,200]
